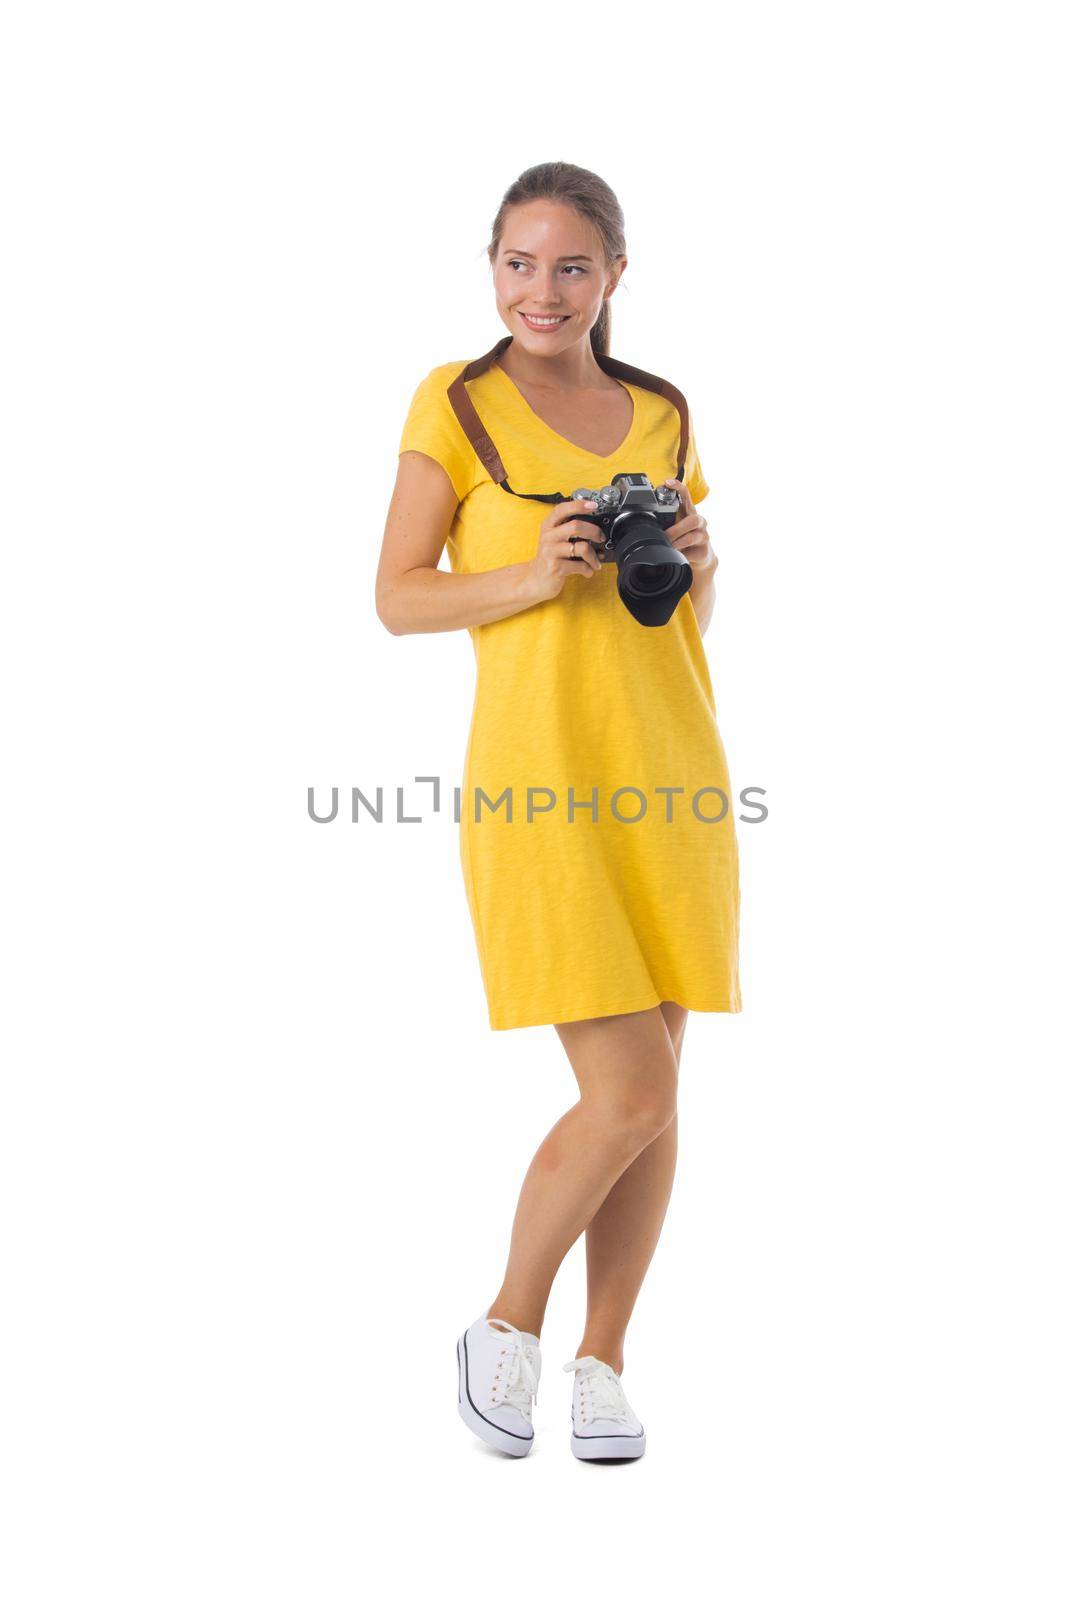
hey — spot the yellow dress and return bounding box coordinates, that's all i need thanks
[398,353,742,1031]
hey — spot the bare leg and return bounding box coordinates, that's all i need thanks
[485,1005,680,1339]
[574,1001,689,1373]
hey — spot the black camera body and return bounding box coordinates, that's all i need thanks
[569,473,693,627]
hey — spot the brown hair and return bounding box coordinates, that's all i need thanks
[487,162,626,356]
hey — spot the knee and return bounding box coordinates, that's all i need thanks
[587,1083,677,1152]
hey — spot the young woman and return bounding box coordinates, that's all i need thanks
[376,162,741,1462]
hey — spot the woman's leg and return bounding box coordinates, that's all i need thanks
[574,1001,689,1374]
[485,1005,680,1339]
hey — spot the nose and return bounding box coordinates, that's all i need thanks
[527,268,561,305]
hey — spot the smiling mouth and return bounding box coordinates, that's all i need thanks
[517,312,570,328]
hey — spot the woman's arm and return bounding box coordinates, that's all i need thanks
[375,452,604,636]
[662,477,718,639]
[687,562,717,637]
[375,453,537,634]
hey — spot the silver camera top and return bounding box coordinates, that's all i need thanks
[573,479,678,512]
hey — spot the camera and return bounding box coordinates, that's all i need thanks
[568,473,693,627]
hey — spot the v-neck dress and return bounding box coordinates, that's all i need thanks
[398,354,742,1030]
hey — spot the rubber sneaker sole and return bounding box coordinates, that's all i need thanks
[571,1428,646,1461]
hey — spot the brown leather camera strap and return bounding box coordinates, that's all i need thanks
[445,335,691,502]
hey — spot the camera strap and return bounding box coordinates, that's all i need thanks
[445,335,691,505]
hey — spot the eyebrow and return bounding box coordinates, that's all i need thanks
[502,249,596,263]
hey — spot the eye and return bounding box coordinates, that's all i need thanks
[562,265,587,277]
[506,259,530,272]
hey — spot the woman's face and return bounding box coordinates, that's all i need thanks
[492,199,625,358]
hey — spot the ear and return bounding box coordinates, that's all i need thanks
[603,255,628,300]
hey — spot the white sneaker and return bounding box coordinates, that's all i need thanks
[563,1354,646,1460]
[456,1311,542,1457]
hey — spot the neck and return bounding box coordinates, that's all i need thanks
[497,333,608,391]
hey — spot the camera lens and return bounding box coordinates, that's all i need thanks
[628,562,678,595]
[609,509,694,626]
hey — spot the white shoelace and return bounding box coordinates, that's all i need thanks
[563,1355,632,1422]
[486,1318,539,1417]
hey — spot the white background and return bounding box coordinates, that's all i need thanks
[2,2,1065,1595]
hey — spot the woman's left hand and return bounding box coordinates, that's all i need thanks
[662,479,717,573]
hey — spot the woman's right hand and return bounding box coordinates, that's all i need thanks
[524,501,607,602]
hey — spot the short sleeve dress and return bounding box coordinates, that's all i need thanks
[398,351,742,1031]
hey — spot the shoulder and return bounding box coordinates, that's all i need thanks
[400,360,476,444]
[398,360,484,502]
[637,385,680,424]
[406,360,470,402]
[399,361,471,442]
